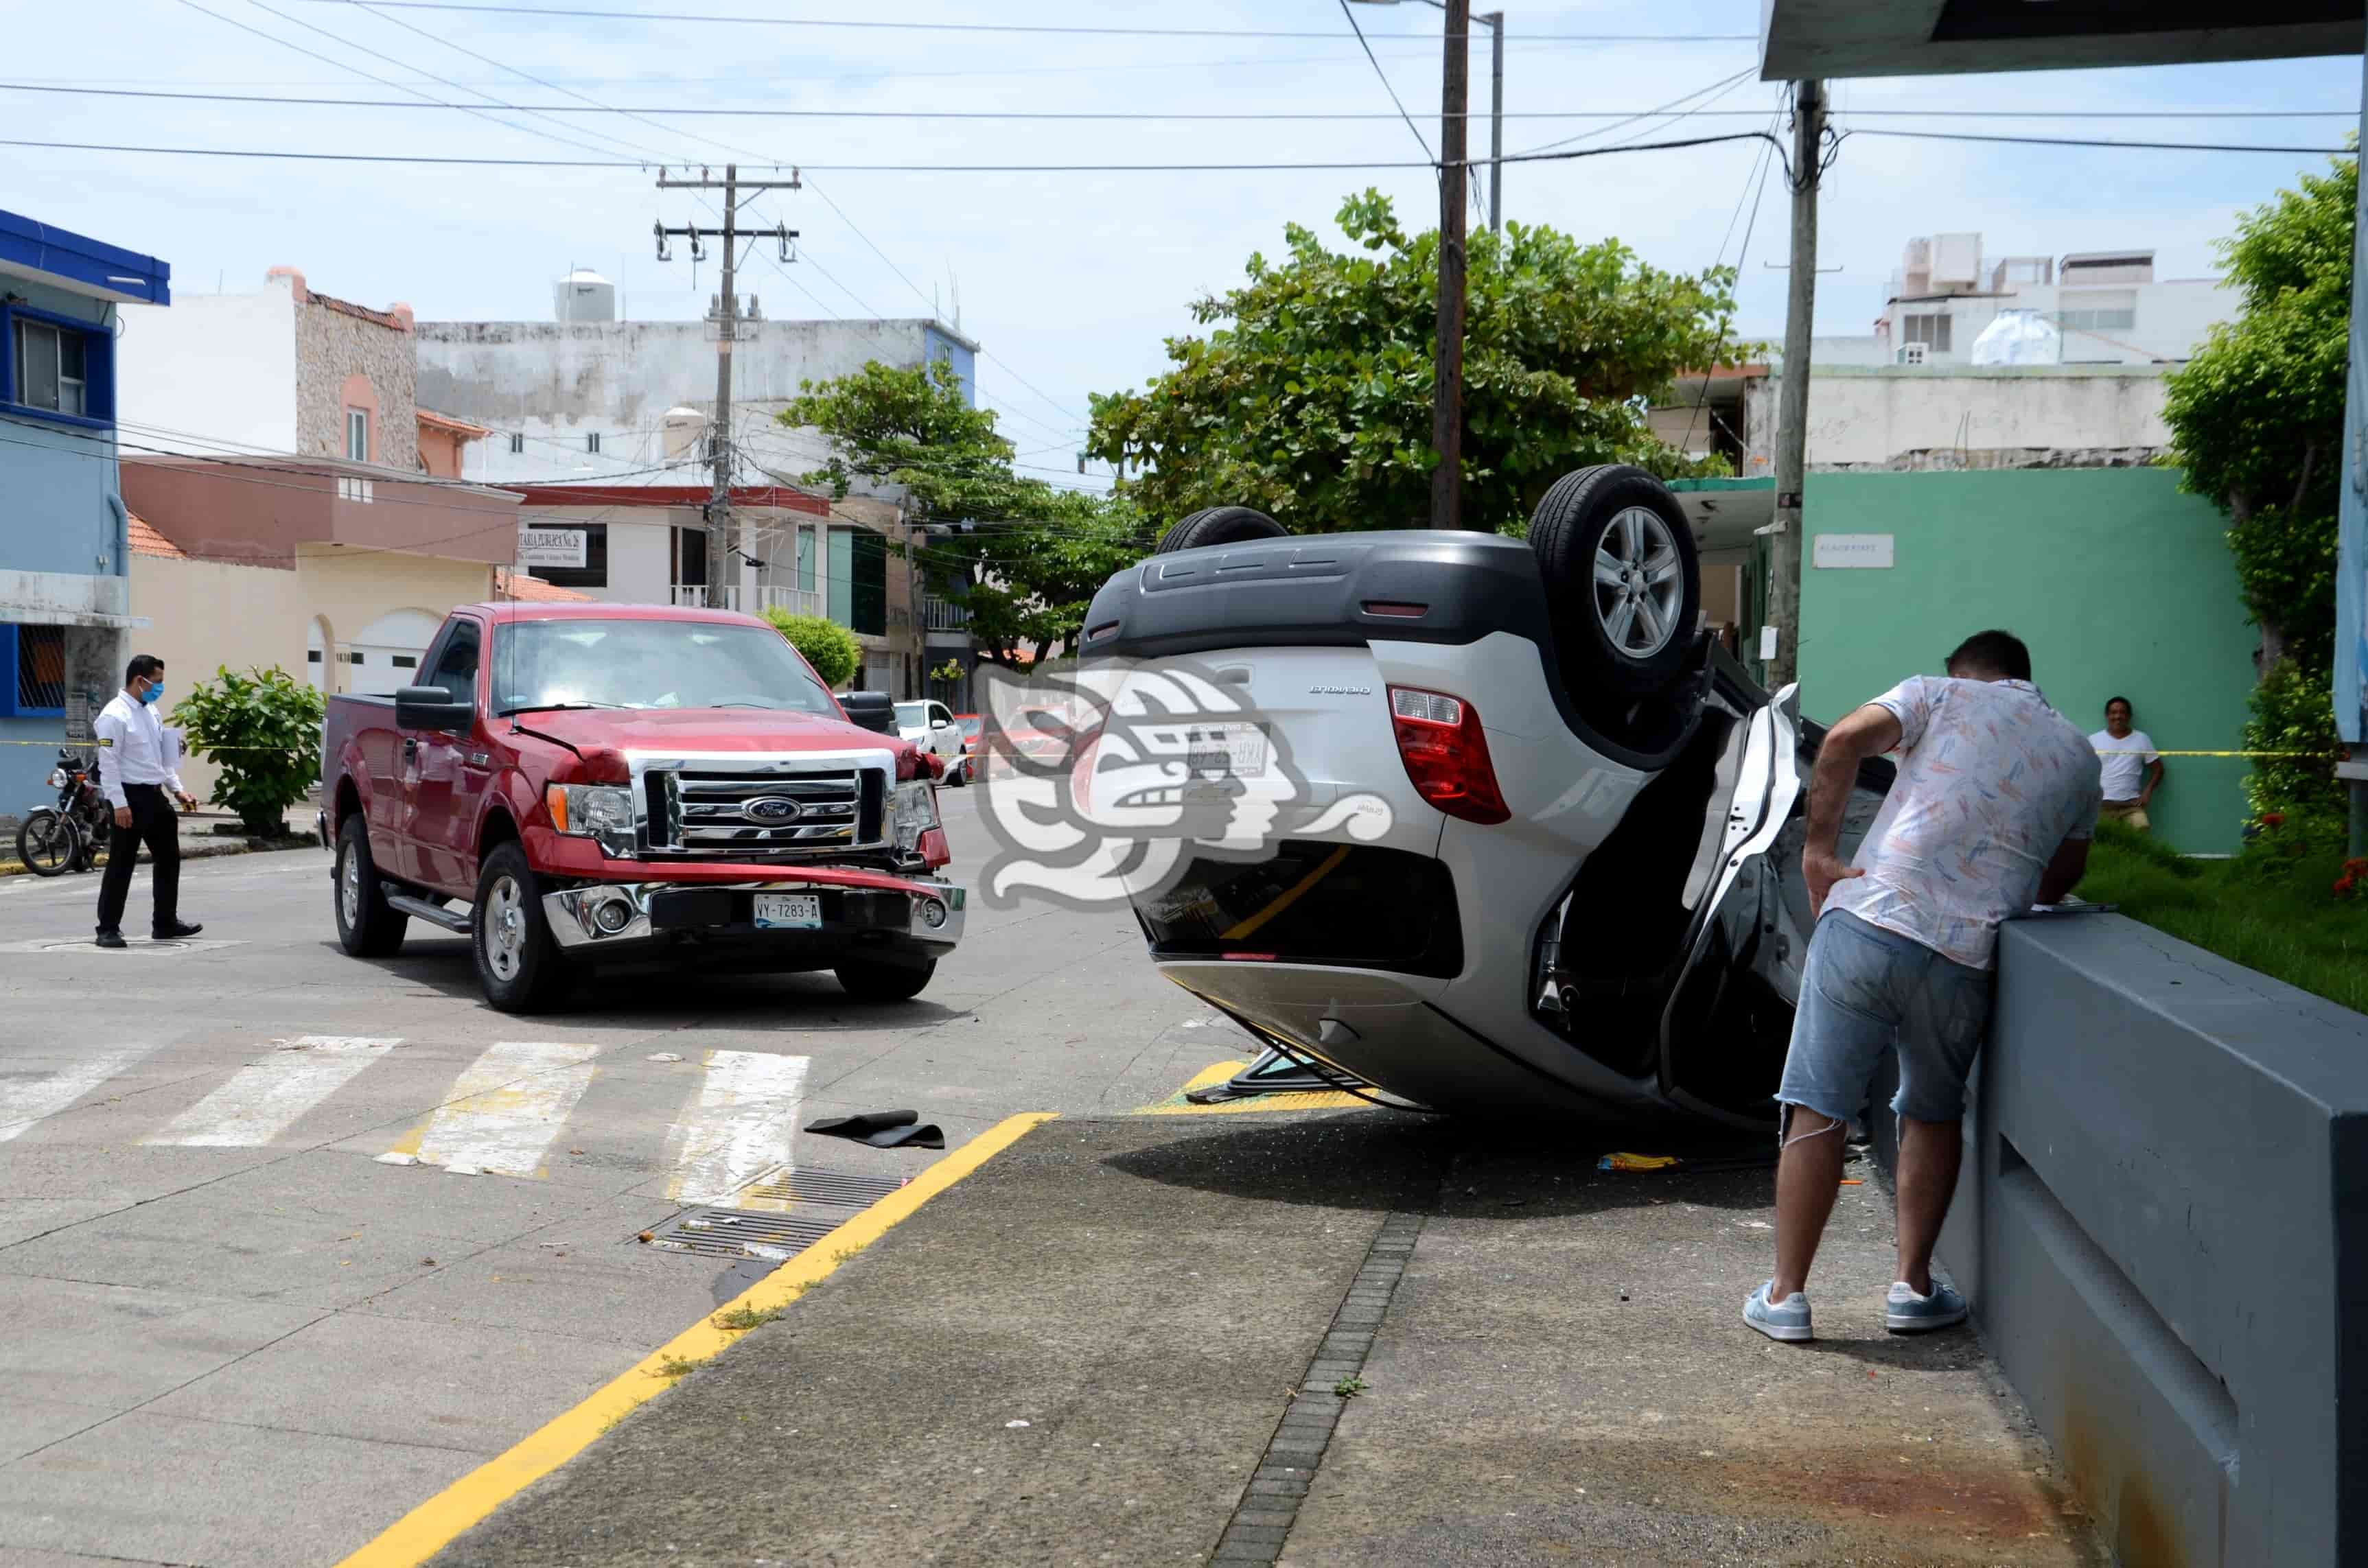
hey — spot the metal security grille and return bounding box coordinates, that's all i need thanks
[15,625,65,712]
[640,1166,906,1261]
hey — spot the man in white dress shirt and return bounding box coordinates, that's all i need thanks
[93,654,202,949]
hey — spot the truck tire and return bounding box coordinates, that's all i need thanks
[472,842,571,1013]
[1528,465,1702,697]
[835,956,936,1002]
[334,814,409,957]
[1154,506,1287,554]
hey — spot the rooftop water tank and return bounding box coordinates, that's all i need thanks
[554,268,616,323]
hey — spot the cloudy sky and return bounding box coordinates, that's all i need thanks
[8,1,2360,482]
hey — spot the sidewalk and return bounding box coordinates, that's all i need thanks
[0,801,319,875]
[426,1112,2097,1567]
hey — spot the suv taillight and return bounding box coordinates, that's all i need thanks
[1389,686,1509,825]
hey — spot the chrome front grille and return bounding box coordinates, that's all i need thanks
[636,753,891,858]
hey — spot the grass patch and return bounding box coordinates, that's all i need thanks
[712,1302,780,1333]
[2081,821,2368,1015]
[649,1353,700,1381]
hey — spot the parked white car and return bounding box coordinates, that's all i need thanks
[1077,469,1890,1125]
[896,700,970,786]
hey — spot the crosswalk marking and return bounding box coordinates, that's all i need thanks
[664,1050,810,1208]
[0,1046,155,1143]
[144,1035,402,1148]
[385,1040,600,1178]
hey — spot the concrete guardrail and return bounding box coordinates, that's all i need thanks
[1883,913,2368,1565]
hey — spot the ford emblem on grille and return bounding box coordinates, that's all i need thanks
[743,797,803,823]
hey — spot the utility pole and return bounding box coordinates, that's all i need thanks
[1766,80,1826,688]
[1431,0,1471,530]
[1479,10,1504,233]
[655,164,799,611]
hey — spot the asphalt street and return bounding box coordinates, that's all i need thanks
[0,784,1249,1567]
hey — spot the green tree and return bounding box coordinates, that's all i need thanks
[2163,151,2357,809]
[763,608,861,689]
[1085,190,1747,535]
[170,666,325,836]
[780,360,1150,666]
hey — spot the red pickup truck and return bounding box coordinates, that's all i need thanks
[321,601,962,1013]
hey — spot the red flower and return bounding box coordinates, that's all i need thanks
[2336,876,2356,897]
[2262,812,2288,828]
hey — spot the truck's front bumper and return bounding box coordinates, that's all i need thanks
[544,878,966,959]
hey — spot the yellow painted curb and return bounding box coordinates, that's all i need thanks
[336,1110,1057,1568]
[1130,1060,1371,1116]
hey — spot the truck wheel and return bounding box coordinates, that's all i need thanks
[1529,465,1702,697]
[472,843,570,1013]
[1154,506,1287,554]
[835,956,936,1002]
[334,815,409,957]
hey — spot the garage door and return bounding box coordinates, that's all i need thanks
[346,609,444,697]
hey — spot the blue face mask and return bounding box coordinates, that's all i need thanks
[139,681,163,706]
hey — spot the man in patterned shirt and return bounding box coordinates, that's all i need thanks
[1744,630,2101,1344]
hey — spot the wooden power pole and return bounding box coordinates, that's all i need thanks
[1431,0,1471,530]
[656,165,800,609]
[1766,80,1826,688]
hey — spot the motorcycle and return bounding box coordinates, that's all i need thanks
[16,748,113,877]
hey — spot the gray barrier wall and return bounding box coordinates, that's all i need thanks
[1920,915,2368,1566]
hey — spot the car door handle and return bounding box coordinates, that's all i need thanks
[403,738,419,763]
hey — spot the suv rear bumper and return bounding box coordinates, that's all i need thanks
[544,877,964,961]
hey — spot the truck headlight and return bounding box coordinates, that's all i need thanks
[891,780,940,854]
[546,784,636,847]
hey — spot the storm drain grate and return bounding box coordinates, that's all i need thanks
[638,1167,909,1261]
[642,1206,846,1260]
[735,1168,905,1208]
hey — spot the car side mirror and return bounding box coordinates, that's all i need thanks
[837,690,899,736]
[394,684,474,732]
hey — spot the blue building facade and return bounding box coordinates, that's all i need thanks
[0,209,171,817]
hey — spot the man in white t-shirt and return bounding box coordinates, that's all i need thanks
[2089,697,2164,832]
[1743,630,2101,1346]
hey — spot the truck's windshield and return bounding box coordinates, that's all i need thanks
[494,620,839,717]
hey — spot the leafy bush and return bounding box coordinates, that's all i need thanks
[170,666,325,836]
[762,609,861,690]
[2229,802,2351,883]
[2242,659,2346,814]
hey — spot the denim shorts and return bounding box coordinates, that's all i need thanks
[1776,909,1994,1132]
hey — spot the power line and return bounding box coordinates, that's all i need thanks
[14,127,2345,170]
[16,80,2362,121]
[279,1,1756,43]
[172,0,664,164]
[1336,0,1432,165]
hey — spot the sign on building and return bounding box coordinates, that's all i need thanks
[518,526,588,570]
[1812,533,1896,570]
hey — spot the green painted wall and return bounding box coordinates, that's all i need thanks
[1798,468,2255,854]
[827,526,853,629]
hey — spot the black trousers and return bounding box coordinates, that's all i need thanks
[95,782,181,935]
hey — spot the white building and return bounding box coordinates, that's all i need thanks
[415,276,984,697]
[1847,233,2229,368]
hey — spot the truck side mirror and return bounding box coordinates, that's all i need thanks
[394,684,474,733]
[837,690,898,735]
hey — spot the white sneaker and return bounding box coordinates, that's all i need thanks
[1743,1281,1813,1342]
[1884,1278,1969,1333]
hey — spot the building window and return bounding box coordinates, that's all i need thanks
[1901,313,1952,354]
[13,320,89,417]
[509,432,525,454]
[2058,290,2138,334]
[0,624,67,718]
[586,432,601,454]
[346,408,369,462]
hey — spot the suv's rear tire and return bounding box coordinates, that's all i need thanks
[1154,506,1286,554]
[835,956,935,1002]
[1529,465,1702,696]
[334,814,409,957]
[472,842,570,1013]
